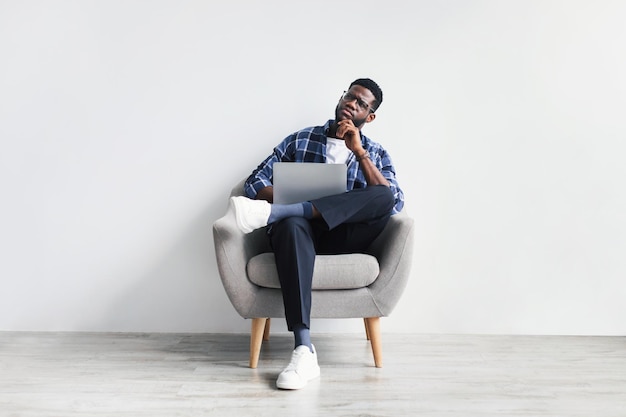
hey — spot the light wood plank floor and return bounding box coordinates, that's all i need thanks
[1,331,625,416]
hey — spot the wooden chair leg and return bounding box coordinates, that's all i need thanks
[364,318,371,340]
[250,318,267,369]
[263,318,271,341]
[364,317,383,368]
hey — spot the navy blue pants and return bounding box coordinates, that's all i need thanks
[268,185,395,330]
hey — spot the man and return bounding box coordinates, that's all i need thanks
[231,78,404,390]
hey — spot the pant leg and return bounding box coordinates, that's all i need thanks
[313,185,394,253]
[311,184,395,230]
[268,185,396,329]
[315,216,391,254]
[268,217,316,331]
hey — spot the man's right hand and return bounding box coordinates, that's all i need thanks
[256,186,274,203]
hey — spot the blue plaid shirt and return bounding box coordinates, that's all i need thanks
[244,120,404,214]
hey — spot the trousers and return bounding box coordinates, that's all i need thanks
[267,185,395,330]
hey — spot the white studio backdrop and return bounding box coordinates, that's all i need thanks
[1,0,624,335]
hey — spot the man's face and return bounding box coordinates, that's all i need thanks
[334,85,377,128]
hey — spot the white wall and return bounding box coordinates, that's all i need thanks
[1,1,624,335]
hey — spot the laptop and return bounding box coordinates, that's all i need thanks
[273,162,347,204]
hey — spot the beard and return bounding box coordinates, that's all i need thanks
[350,115,368,128]
[335,104,367,128]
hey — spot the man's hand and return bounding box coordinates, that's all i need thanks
[335,119,390,188]
[255,186,274,203]
[335,119,365,155]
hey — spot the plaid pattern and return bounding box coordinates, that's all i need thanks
[244,120,404,214]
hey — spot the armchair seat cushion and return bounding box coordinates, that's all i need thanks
[247,253,380,290]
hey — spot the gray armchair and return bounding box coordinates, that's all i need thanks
[212,179,414,368]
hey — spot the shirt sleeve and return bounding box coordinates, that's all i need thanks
[354,138,405,214]
[243,134,294,199]
[377,147,405,214]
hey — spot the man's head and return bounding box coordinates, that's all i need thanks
[350,78,383,110]
[335,78,383,129]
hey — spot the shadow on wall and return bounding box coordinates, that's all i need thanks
[92,192,249,333]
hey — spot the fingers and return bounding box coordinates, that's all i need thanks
[336,119,355,129]
[335,119,358,141]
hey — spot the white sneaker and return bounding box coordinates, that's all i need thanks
[230,196,271,234]
[276,345,320,390]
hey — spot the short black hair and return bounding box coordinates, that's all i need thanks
[350,78,383,111]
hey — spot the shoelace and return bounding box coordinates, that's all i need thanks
[284,349,308,372]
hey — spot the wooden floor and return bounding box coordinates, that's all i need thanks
[1,331,625,416]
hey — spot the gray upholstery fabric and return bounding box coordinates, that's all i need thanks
[213,179,414,319]
[247,253,380,290]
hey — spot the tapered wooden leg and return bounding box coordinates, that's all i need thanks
[250,318,267,369]
[364,318,371,340]
[364,317,383,368]
[263,318,271,341]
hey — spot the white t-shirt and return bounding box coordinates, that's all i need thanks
[325,138,351,164]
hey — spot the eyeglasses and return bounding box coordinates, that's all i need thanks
[341,91,375,113]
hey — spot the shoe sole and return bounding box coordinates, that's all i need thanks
[230,196,254,234]
[276,370,320,390]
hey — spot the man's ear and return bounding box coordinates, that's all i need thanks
[365,112,376,124]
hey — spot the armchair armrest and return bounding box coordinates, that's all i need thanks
[365,212,415,315]
[212,205,271,318]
